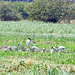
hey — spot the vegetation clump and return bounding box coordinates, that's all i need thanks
[0,0,75,22]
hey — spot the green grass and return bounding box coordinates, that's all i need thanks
[0,34,75,53]
[0,20,75,75]
[0,20,75,34]
[0,51,75,75]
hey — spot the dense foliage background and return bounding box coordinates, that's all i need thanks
[0,0,75,22]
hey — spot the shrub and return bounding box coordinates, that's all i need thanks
[9,2,29,19]
[25,0,75,23]
[0,2,22,21]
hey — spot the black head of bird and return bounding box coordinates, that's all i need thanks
[51,46,57,51]
[28,38,31,40]
[51,46,53,49]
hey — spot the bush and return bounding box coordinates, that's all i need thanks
[25,0,75,22]
[0,1,75,22]
[9,2,29,19]
[0,2,22,21]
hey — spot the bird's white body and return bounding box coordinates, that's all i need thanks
[50,49,54,54]
[3,48,7,51]
[43,47,46,50]
[26,39,30,47]
[3,45,8,51]
[7,46,12,51]
[18,50,22,52]
[58,46,65,50]
[58,46,65,52]
[32,46,39,52]
[12,46,17,51]
[26,48,30,51]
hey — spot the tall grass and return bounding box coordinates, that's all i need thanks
[0,20,75,34]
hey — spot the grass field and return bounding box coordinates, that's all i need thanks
[0,20,75,34]
[0,20,75,75]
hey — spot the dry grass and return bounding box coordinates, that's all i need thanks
[60,19,75,24]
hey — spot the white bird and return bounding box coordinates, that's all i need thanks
[18,50,22,52]
[50,46,57,53]
[26,48,30,51]
[51,46,57,52]
[51,46,65,53]
[7,46,12,51]
[32,46,39,52]
[42,47,46,52]
[50,49,54,54]
[26,38,31,47]
[58,46,65,50]
[12,45,17,51]
[58,46,65,52]
[3,45,8,51]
